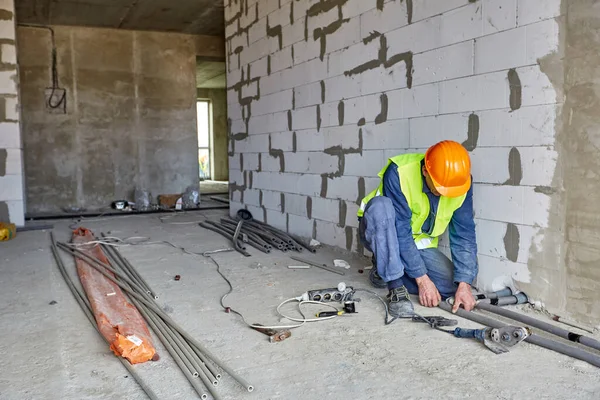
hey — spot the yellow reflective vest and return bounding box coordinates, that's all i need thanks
[357,153,467,249]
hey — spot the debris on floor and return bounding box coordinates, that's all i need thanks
[158,194,182,209]
[333,259,351,269]
[0,221,16,241]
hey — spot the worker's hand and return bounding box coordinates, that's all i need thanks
[415,275,441,307]
[452,282,476,313]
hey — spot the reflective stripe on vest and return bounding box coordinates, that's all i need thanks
[357,153,467,249]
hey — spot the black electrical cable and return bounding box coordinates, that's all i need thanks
[17,23,66,109]
[353,288,400,325]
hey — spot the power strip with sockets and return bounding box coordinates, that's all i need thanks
[307,287,354,302]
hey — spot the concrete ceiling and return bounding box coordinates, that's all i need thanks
[16,0,225,36]
[197,60,226,89]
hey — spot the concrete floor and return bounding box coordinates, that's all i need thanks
[200,180,229,194]
[1,211,599,400]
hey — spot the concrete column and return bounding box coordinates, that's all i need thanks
[0,0,24,226]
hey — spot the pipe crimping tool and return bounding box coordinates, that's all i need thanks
[412,315,458,328]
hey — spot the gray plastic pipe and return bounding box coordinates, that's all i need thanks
[135,299,209,400]
[438,302,600,368]
[49,238,159,400]
[58,243,153,300]
[477,293,529,306]
[57,241,255,392]
[104,248,218,385]
[107,250,222,399]
[101,234,158,298]
[101,242,154,298]
[473,287,513,300]
[476,302,600,352]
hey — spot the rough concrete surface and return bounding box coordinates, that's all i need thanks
[0,211,599,399]
[18,25,200,215]
[560,0,600,327]
[16,0,225,36]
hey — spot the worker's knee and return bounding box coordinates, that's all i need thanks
[420,248,457,299]
[364,196,395,221]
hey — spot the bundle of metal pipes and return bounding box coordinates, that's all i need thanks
[199,218,317,256]
[50,233,254,400]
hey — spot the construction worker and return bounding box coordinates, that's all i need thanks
[357,140,477,318]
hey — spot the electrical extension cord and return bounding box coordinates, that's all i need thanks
[205,255,345,331]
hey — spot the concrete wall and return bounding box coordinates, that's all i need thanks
[0,0,24,226]
[223,0,600,322]
[197,88,229,181]
[18,26,217,214]
[559,0,600,322]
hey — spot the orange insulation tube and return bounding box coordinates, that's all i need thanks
[72,227,156,364]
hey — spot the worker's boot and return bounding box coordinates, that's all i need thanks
[387,286,414,318]
[369,257,386,289]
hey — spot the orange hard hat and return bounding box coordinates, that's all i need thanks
[424,140,472,198]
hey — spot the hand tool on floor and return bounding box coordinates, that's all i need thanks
[251,324,292,343]
[451,326,531,354]
[411,315,458,328]
[438,301,600,368]
[413,313,530,354]
[316,301,357,318]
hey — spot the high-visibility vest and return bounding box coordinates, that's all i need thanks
[357,153,467,249]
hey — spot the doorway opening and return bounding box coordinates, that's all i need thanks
[197,99,212,180]
[196,57,229,195]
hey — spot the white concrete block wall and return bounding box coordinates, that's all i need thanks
[0,0,24,226]
[225,0,562,291]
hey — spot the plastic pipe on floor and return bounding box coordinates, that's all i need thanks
[476,302,600,352]
[438,301,600,368]
[49,236,159,400]
[57,241,255,392]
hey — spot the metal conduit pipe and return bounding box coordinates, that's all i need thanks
[476,302,600,352]
[438,302,600,368]
[49,237,159,400]
[56,243,255,392]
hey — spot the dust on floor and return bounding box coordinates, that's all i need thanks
[200,180,228,194]
[0,211,599,399]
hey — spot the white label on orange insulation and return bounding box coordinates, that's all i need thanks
[127,335,143,346]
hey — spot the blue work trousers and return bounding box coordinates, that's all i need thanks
[359,197,458,299]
